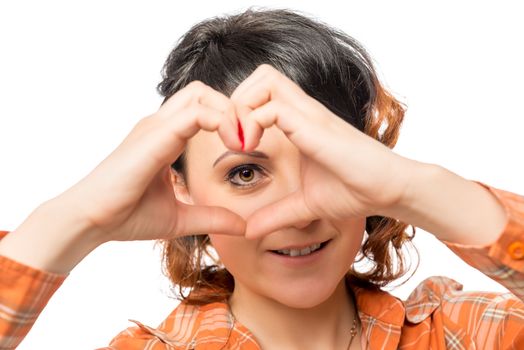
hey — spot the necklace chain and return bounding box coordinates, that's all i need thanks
[227,299,359,349]
[346,315,358,349]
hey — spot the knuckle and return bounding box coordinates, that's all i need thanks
[225,101,236,117]
[188,79,205,88]
[259,63,274,73]
[263,64,281,78]
[185,104,202,117]
[135,115,156,130]
[185,80,207,94]
[271,99,283,109]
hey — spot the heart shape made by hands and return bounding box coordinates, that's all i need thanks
[184,63,411,240]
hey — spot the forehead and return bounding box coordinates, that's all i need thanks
[186,125,297,164]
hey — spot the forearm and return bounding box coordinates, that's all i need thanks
[382,160,508,246]
[0,197,104,274]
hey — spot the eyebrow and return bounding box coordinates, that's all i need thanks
[212,150,269,167]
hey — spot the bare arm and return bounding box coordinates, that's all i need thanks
[0,81,248,275]
[0,195,103,274]
[381,162,509,247]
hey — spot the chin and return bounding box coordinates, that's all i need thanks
[265,276,344,309]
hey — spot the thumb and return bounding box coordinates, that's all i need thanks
[245,190,318,239]
[174,202,246,237]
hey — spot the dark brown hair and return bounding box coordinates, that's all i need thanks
[156,7,417,305]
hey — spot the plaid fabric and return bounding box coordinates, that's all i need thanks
[0,248,66,350]
[1,181,524,349]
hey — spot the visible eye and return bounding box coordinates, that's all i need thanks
[225,164,267,188]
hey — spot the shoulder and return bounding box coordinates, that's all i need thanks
[405,275,524,319]
[106,301,238,349]
[404,276,524,346]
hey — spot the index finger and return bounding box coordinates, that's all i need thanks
[230,64,313,111]
[155,80,244,153]
[245,189,318,239]
[159,80,237,122]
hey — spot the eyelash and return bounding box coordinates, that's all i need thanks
[225,163,267,189]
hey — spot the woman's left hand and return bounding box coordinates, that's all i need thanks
[230,64,420,239]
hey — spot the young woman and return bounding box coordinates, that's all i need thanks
[1,7,523,350]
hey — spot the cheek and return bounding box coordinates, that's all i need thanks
[331,218,366,268]
[208,234,257,272]
[208,235,235,258]
[191,185,285,221]
[347,219,366,249]
[186,172,259,219]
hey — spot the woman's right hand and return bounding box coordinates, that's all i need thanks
[54,80,246,243]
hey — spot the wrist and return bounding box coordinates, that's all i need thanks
[378,158,440,221]
[378,160,508,245]
[0,198,105,274]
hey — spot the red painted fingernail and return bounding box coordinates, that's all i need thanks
[237,120,245,151]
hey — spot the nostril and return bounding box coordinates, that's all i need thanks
[293,219,313,230]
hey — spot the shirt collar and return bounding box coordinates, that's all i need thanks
[350,283,406,327]
[144,276,443,349]
[350,277,443,326]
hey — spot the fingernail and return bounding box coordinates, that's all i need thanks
[237,120,245,151]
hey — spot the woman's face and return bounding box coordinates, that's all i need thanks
[180,125,366,308]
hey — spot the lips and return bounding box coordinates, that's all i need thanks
[268,239,332,257]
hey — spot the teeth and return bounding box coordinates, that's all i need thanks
[289,249,301,257]
[300,247,311,255]
[276,242,323,257]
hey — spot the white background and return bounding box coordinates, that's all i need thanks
[1,1,523,349]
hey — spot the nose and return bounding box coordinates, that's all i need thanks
[292,219,315,230]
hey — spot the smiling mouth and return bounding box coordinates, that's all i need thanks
[269,239,331,257]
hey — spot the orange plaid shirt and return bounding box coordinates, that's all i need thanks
[1,181,524,349]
